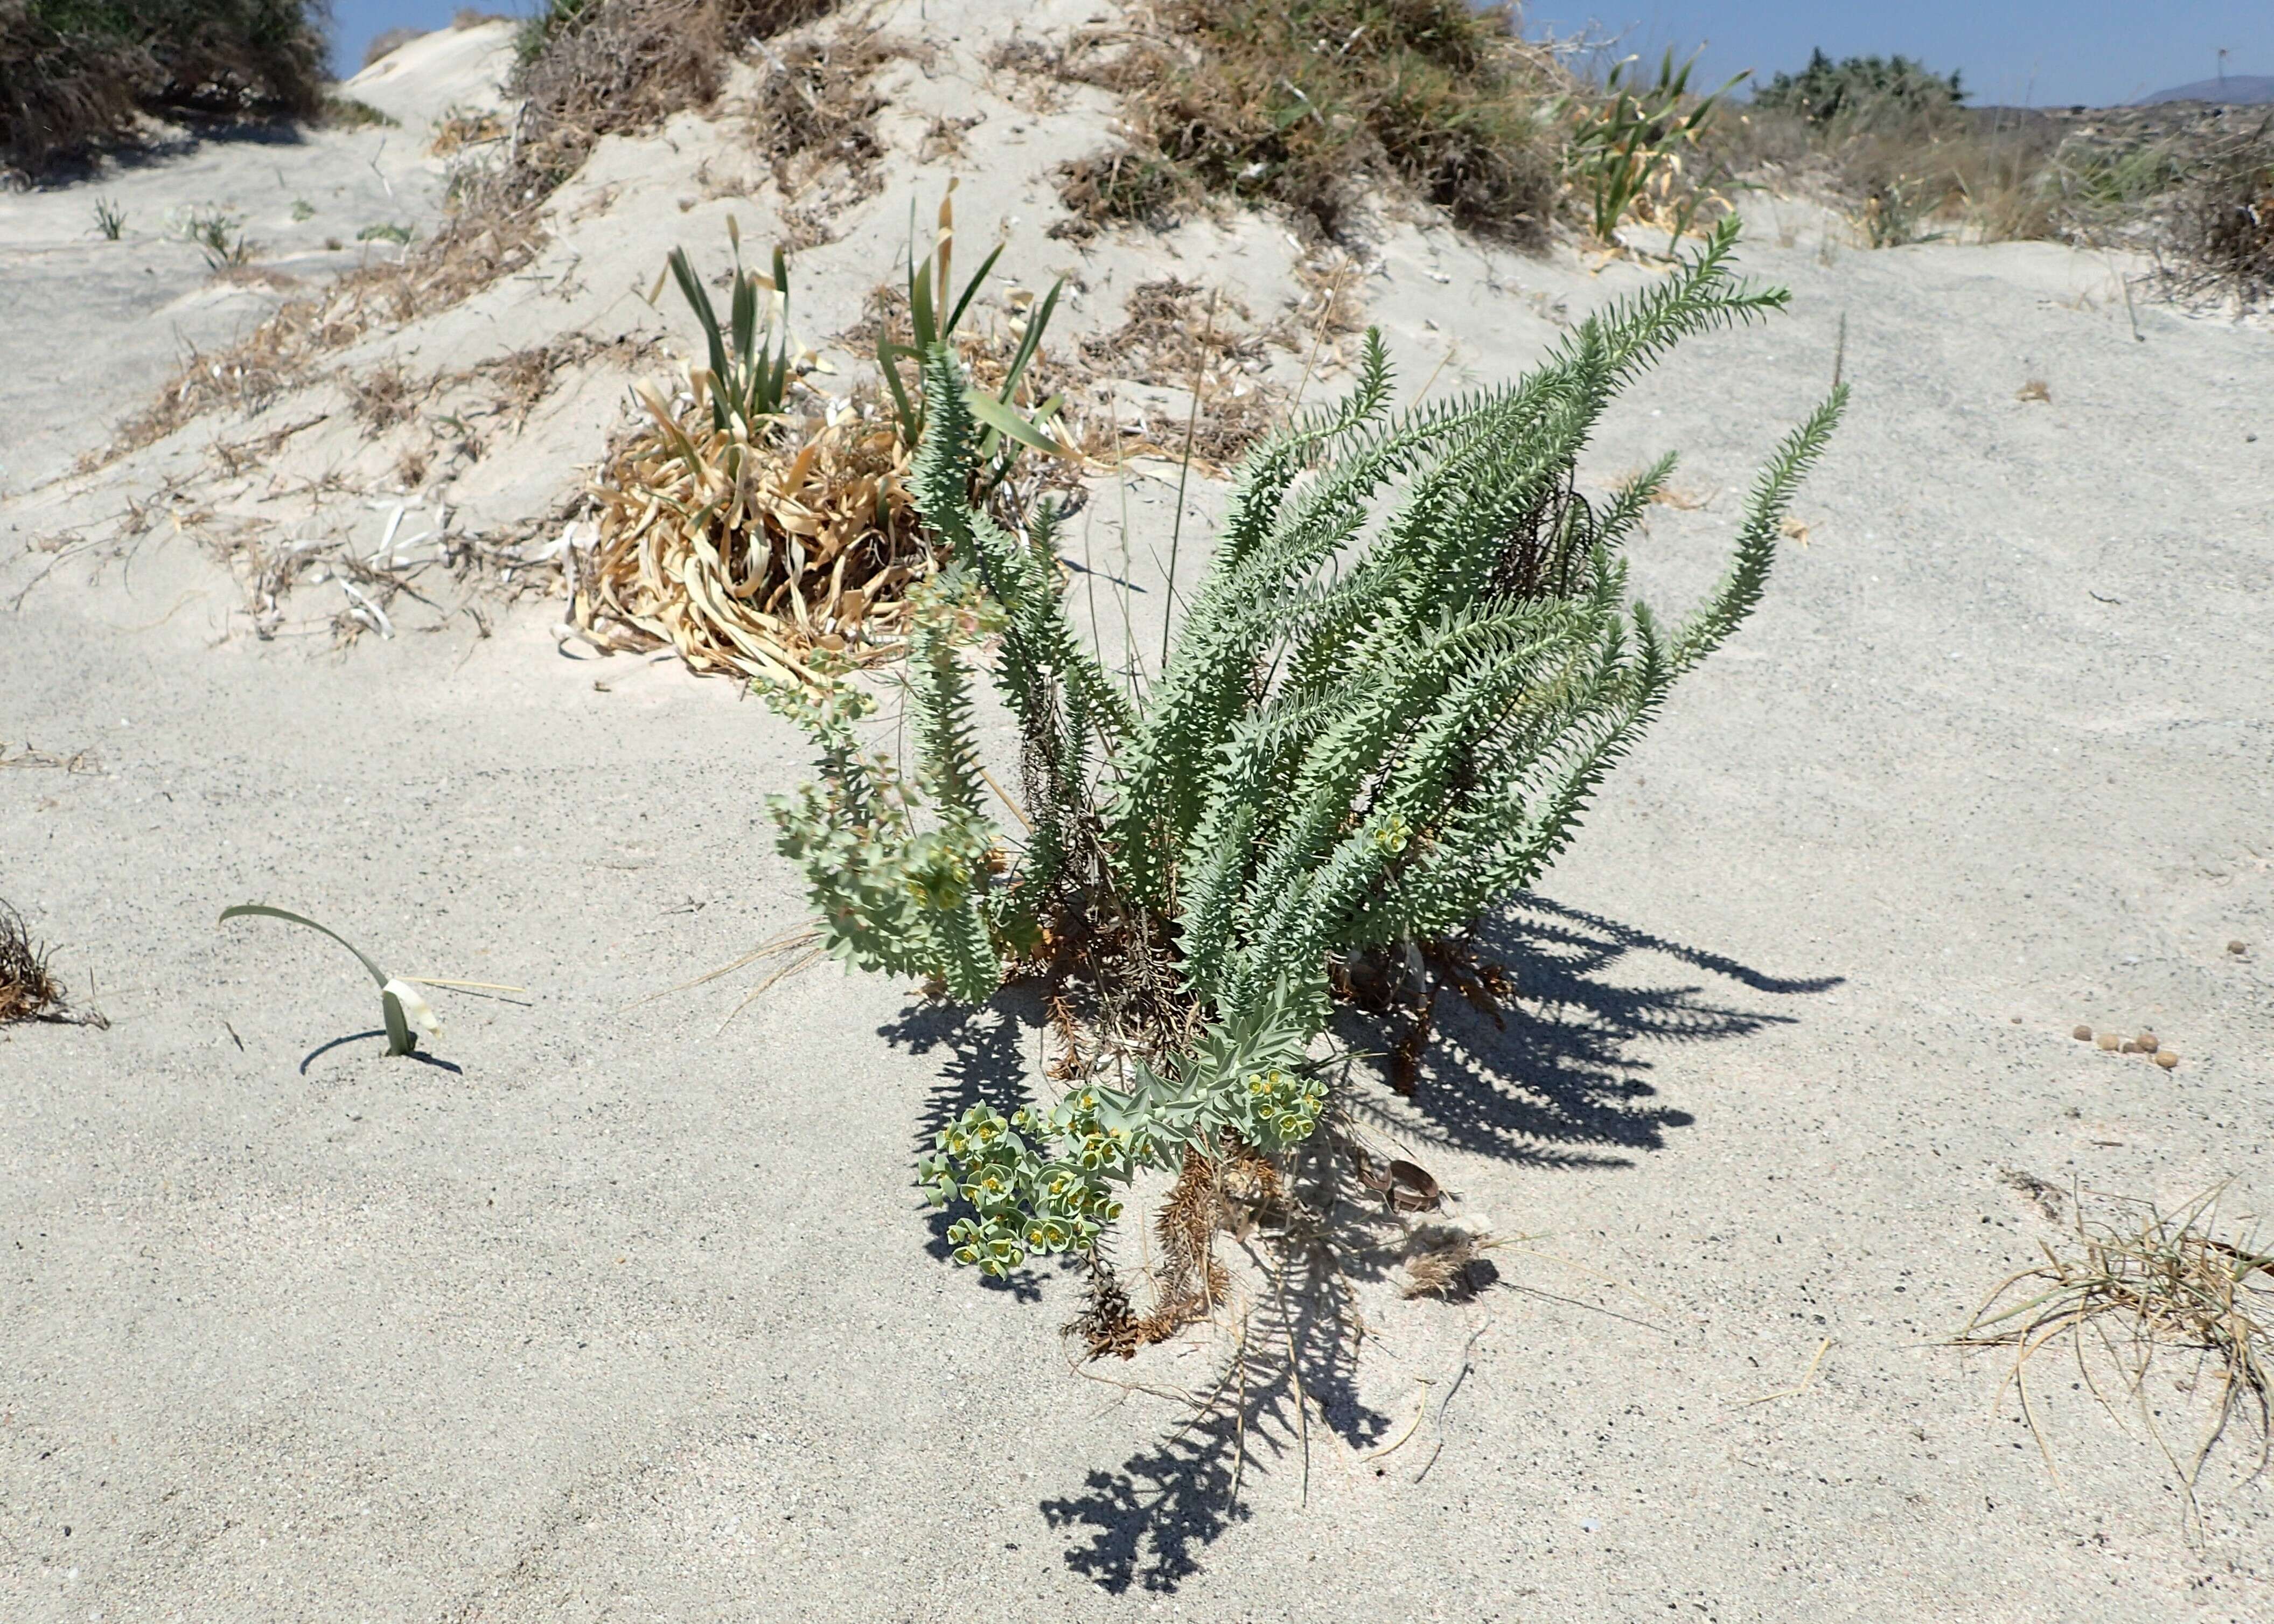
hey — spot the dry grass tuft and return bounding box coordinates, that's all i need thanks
[754,28,911,245]
[0,902,68,1026]
[756,31,896,180]
[1054,148,1196,238]
[345,362,424,431]
[1958,1185,2274,1506]
[1400,1223,1497,1300]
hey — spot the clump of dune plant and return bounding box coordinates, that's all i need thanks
[765,220,1843,1334]
[572,194,1071,684]
[219,904,444,1056]
[1057,0,1566,242]
[1559,47,1738,243]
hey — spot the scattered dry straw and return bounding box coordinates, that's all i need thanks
[1957,1184,2273,1504]
[104,198,546,462]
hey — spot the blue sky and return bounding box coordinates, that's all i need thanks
[332,2,525,75]
[332,1,2273,107]
[1527,1,2273,108]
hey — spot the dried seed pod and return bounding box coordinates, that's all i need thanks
[2096,1032,2121,1050]
[2072,1024,2094,1041]
[2154,1050,2179,1069]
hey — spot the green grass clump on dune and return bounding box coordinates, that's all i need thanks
[1069,0,1568,243]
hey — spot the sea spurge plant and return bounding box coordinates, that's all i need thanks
[768,218,1844,1284]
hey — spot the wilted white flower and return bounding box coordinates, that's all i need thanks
[382,979,442,1044]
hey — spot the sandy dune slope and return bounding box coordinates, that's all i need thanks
[1,4,2270,1619]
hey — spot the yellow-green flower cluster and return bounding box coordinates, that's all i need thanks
[900,829,973,912]
[918,1100,1128,1277]
[1225,1064,1328,1151]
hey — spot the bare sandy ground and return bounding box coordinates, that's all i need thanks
[0,23,514,497]
[2,5,2270,1619]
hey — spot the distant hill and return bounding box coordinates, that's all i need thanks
[2138,74,2274,105]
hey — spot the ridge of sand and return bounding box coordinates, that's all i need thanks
[2,4,2270,1618]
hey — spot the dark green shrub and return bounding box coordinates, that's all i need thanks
[1,0,326,174]
[1752,48,1964,126]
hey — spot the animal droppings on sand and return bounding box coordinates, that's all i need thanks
[2096,1031,2122,1050]
[2230,939,2249,955]
[2071,1023,2093,1040]
[2154,1050,2180,1069]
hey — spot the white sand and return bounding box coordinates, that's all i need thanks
[2,5,2270,1618]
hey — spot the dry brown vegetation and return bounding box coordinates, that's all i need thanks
[573,406,924,684]
[1959,1186,2274,1517]
[1707,95,2264,272]
[756,30,913,246]
[2160,117,2274,305]
[104,199,547,460]
[512,0,836,186]
[100,0,857,466]
[0,902,67,1026]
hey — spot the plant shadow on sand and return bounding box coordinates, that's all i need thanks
[881,891,1841,1592]
[298,1030,464,1076]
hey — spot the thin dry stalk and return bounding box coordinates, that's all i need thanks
[1956,1185,2274,1511]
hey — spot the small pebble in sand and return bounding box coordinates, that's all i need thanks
[2154,1050,2180,1069]
[2096,1032,2121,1050]
[2072,1024,2094,1041]
[2230,940,2249,956]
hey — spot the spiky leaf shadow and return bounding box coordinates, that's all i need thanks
[1043,892,1837,1590]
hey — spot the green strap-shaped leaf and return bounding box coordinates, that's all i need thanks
[219,904,388,986]
[963,388,1071,458]
[219,904,417,1056]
